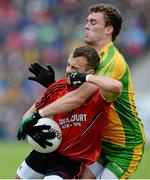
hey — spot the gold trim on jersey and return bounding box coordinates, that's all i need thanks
[128,76,146,143]
[103,103,126,146]
[121,143,144,179]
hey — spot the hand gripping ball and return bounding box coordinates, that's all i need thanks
[27,118,62,153]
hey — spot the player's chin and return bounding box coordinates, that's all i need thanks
[84,36,88,42]
[84,38,93,45]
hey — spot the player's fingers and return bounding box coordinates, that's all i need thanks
[29,65,40,75]
[34,131,55,140]
[17,129,22,139]
[28,76,37,81]
[29,66,39,75]
[37,140,47,148]
[22,133,26,140]
[17,132,21,140]
[43,131,56,139]
[33,125,51,131]
[17,131,26,140]
[32,63,44,72]
[44,140,53,147]
[47,65,54,73]
[28,64,40,74]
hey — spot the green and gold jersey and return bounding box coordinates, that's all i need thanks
[96,42,146,147]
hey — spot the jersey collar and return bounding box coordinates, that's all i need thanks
[98,42,114,59]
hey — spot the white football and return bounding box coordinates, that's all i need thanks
[27,118,62,153]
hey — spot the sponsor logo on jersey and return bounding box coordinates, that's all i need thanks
[58,114,87,128]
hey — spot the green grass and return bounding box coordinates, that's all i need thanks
[0,141,150,179]
[0,140,32,179]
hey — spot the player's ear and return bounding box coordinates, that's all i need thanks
[105,26,113,35]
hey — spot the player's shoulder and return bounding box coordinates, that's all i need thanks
[111,45,129,69]
[115,47,126,62]
[47,79,67,91]
[54,79,67,85]
[101,43,126,67]
[97,45,128,79]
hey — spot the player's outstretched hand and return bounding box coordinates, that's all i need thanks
[28,62,55,88]
[17,110,42,140]
[70,72,87,85]
[27,125,56,148]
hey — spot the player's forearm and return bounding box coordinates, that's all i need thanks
[87,75,123,102]
[87,75,122,92]
[22,103,36,119]
[39,83,98,117]
[40,94,81,117]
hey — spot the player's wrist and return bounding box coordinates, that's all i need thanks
[32,110,43,123]
[38,109,45,118]
[86,74,92,82]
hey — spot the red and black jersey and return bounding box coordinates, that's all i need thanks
[35,79,110,165]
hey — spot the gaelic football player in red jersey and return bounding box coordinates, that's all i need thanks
[16,46,122,179]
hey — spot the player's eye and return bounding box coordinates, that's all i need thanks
[67,62,70,67]
[91,19,96,25]
[72,66,78,71]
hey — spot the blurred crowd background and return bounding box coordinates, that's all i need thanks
[0,0,150,141]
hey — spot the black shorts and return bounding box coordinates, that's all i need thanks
[25,150,81,179]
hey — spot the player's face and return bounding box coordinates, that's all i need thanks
[84,12,107,46]
[66,55,90,84]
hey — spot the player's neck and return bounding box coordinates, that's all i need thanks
[94,38,112,52]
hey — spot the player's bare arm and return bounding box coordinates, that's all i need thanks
[86,75,123,102]
[39,74,122,118]
[22,103,36,119]
[69,72,122,102]
[40,82,99,117]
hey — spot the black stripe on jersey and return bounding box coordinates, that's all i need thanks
[36,83,66,109]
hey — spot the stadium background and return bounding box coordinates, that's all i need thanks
[0,0,150,178]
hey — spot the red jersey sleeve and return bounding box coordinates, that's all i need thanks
[35,80,67,110]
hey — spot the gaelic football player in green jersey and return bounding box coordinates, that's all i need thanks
[27,3,146,179]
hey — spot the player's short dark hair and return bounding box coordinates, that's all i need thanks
[88,3,123,41]
[72,46,100,71]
